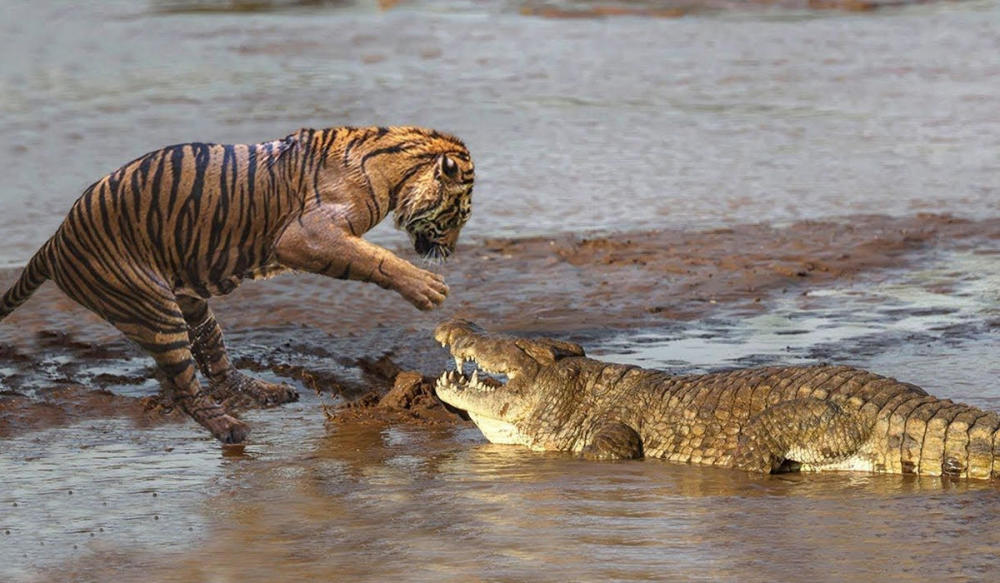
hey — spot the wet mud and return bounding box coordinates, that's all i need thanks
[327,369,466,426]
[1,213,997,437]
[0,386,182,440]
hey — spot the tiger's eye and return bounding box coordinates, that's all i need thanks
[441,155,458,179]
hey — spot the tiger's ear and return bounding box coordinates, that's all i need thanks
[437,154,459,180]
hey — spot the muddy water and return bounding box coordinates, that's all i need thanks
[3,1,1000,582]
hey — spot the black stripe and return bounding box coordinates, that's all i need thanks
[343,136,363,165]
[319,129,337,165]
[359,144,409,167]
[165,145,186,215]
[388,163,427,209]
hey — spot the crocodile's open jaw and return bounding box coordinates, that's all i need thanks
[432,319,586,446]
[434,350,527,445]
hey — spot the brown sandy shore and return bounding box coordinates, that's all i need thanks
[1,212,999,437]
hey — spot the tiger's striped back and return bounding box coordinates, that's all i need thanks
[37,126,470,305]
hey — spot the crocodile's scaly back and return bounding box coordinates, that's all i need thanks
[435,321,1000,480]
[629,364,996,478]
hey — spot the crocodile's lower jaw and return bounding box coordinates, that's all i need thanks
[467,413,529,446]
[435,372,528,445]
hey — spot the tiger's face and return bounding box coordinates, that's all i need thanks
[395,152,474,262]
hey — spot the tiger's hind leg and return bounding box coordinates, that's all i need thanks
[112,310,250,444]
[46,262,248,443]
[178,295,299,409]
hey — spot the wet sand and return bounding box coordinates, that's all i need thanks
[2,212,997,436]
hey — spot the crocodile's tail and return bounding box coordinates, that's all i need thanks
[0,239,53,321]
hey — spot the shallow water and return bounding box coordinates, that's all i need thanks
[3,1,1000,581]
[3,0,1000,264]
[7,407,1000,583]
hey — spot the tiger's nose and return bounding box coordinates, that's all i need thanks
[440,229,460,250]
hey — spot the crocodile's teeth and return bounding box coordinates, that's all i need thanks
[470,370,479,385]
[454,356,463,372]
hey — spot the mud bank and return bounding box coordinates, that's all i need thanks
[0,213,997,436]
[460,213,1000,332]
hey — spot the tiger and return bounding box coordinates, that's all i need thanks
[0,126,474,444]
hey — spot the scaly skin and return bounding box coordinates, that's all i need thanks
[434,320,1000,479]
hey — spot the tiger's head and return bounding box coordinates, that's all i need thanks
[393,146,474,262]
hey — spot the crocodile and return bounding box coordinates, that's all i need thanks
[433,319,1000,478]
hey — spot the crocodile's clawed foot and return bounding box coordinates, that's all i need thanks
[581,422,644,461]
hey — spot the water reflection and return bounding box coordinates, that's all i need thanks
[6,367,1000,582]
[23,418,1000,582]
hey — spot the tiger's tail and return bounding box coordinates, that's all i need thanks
[0,239,53,321]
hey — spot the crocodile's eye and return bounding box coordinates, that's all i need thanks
[440,155,459,179]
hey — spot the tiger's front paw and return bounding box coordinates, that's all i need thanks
[401,268,449,311]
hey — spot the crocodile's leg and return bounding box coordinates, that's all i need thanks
[733,398,874,473]
[178,295,299,408]
[581,421,644,461]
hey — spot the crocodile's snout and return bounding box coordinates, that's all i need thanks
[433,319,535,431]
[433,320,592,449]
[433,319,484,348]
[435,319,585,375]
